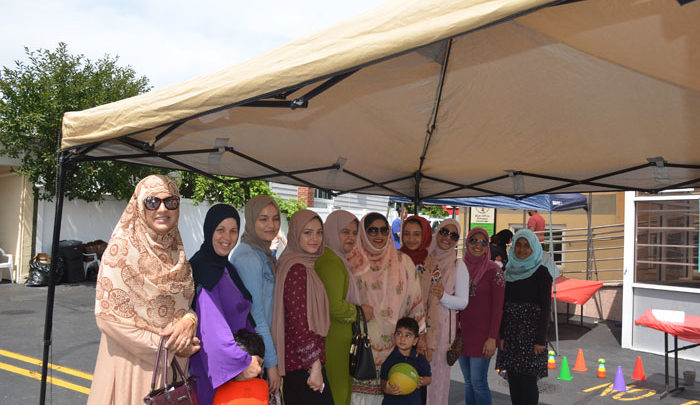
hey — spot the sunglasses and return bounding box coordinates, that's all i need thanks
[469,238,489,247]
[143,196,180,211]
[366,226,390,236]
[438,228,460,241]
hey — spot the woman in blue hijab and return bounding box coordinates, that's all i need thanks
[495,229,553,405]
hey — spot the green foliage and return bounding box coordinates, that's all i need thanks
[405,203,448,219]
[0,43,151,201]
[178,172,306,219]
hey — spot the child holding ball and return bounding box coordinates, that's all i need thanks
[380,317,432,405]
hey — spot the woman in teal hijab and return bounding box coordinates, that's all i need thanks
[496,229,553,405]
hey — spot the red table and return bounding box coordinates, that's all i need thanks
[635,309,700,398]
[552,277,604,326]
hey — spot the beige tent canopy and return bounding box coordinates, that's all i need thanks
[60,0,700,200]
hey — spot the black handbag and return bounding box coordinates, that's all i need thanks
[144,337,199,405]
[349,305,377,380]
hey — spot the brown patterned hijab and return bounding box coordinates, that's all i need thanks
[95,175,194,334]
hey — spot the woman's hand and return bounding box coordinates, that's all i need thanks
[162,316,196,353]
[235,355,264,382]
[175,337,201,358]
[425,349,433,362]
[361,304,374,321]
[534,344,546,355]
[306,360,324,392]
[482,338,496,358]
[266,365,281,393]
[430,281,444,299]
[498,339,504,351]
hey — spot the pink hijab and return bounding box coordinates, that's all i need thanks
[463,227,501,286]
[428,218,461,294]
[323,210,361,305]
[271,209,330,376]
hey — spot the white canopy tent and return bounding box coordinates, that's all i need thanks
[40,0,700,401]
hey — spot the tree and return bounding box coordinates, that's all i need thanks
[0,43,308,215]
[0,43,152,201]
[178,172,306,219]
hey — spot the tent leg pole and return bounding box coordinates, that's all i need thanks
[39,154,68,405]
[549,209,559,355]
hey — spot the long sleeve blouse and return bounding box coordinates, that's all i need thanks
[459,264,505,357]
[283,264,326,371]
[439,260,469,310]
[230,242,278,367]
[502,265,552,345]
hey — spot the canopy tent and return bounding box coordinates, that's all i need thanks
[390,193,588,211]
[40,0,700,401]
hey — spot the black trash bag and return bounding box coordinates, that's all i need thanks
[25,257,58,287]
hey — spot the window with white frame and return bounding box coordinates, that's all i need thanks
[635,198,699,287]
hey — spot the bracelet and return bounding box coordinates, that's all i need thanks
[182,313,198,329]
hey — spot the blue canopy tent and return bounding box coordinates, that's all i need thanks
[390,193,588,212]
[391,192,590,354]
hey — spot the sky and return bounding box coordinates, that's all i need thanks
[1,0,386,89]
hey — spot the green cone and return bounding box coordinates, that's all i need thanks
[558,356,573,381]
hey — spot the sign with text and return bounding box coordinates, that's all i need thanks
[469,207,495,236]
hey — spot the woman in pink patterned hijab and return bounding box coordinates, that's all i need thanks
[88,174,199,405]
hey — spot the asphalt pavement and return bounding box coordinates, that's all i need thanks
[1,281,698,405]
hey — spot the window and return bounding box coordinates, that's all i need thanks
[314,188,332,200]
[635,199,699,287]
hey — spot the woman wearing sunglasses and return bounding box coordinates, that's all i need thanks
[422,219,469,405]
[495,229,553,405]
[88,175,200,405]
[457,227,505,405]
[347,212,425,405]
[271,209,333,404]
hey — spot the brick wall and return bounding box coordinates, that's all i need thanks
[297,187,315,207]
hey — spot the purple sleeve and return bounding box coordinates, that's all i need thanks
[489,268,506,340]
[196,287,252,390]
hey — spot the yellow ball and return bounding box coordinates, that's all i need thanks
[388,362,419,395]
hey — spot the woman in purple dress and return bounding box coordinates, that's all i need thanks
[189,204,264,405]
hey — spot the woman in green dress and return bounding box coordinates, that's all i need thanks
[316,210,373,405]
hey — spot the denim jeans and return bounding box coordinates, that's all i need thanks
[459,355,492,405]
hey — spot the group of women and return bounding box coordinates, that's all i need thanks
[87,174,554,405]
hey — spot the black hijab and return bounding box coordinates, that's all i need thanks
[190,204,251,301]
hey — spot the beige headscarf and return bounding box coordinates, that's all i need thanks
[323,210,361,305]
[95,175,194,334]
[240,195,280,270]
[271,209,330,375]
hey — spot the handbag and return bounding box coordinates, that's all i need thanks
[446,310,462,366]
[349,305,377,380]
[144,337,199,405]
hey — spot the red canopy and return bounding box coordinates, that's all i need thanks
[552,277,603,306]
[635,309,700,344]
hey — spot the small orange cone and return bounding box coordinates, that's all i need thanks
[573,348,588,372]
[632,356,646,381]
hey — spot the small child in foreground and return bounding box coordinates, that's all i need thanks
[380,317,431,405]
[213,329,268,405]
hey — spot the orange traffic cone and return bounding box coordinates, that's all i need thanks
[573,348,588,372]
[632,356,646,381]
